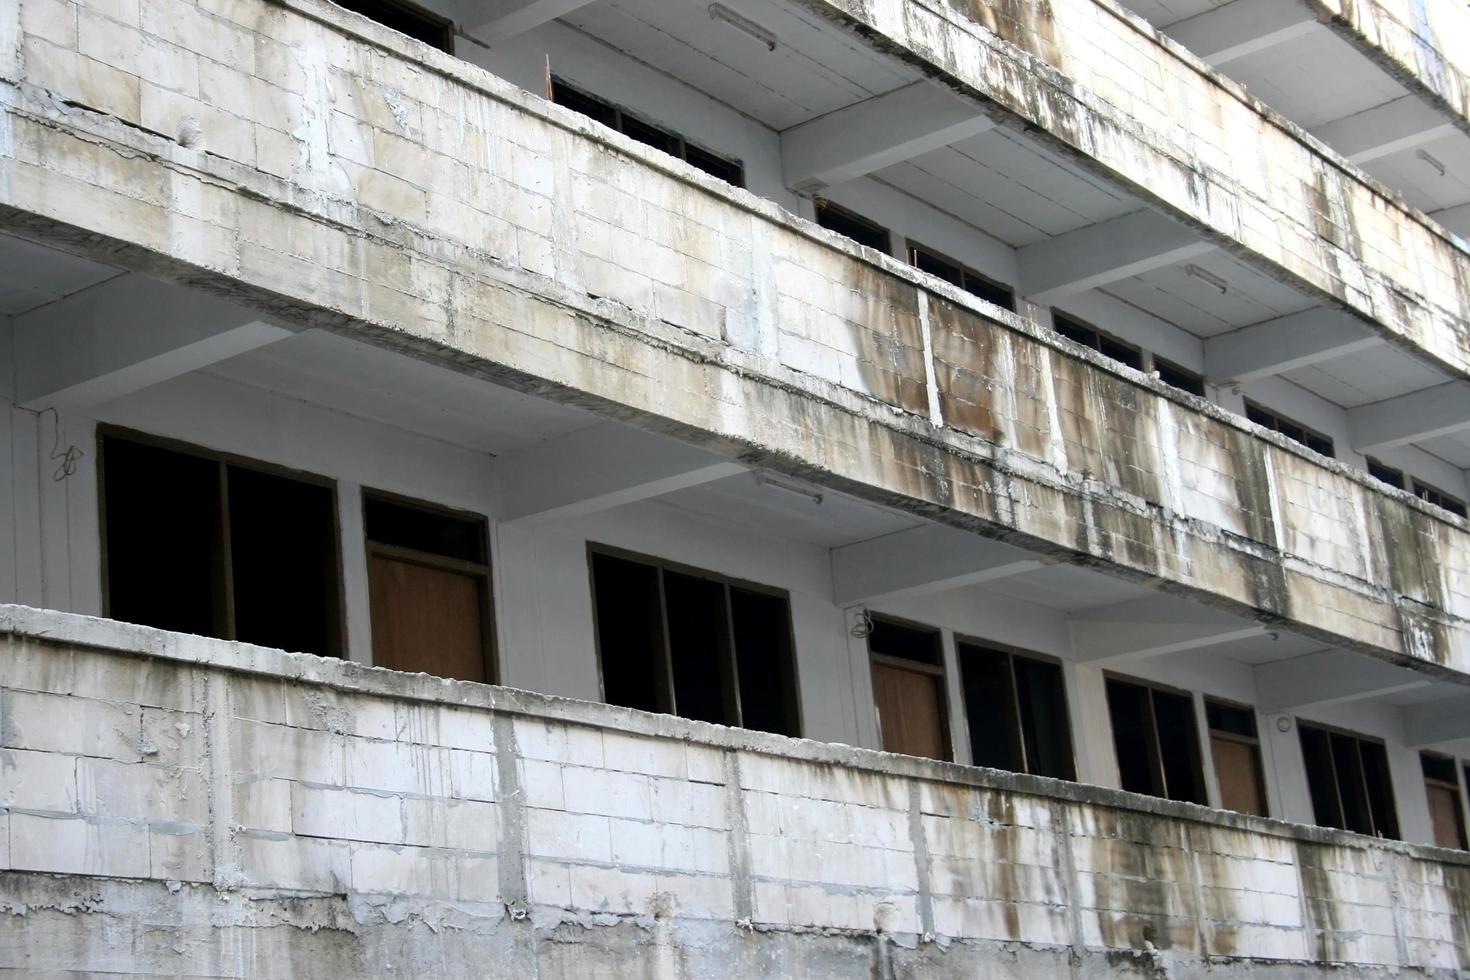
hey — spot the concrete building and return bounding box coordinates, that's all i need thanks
[1,0,1470,972]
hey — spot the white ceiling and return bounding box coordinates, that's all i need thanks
[657,470,925,549]
[0,233,122,315]
[562,0,917,130]
[1103,250,1315,338]
[208,330,595,456]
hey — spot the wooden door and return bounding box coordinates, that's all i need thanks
[1426,781,1467,850]
[1211,734,1266,816]
[368,554,486,683]
[872,663,949,760]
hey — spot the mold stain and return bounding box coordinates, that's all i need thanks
[945,0,1064,69]
[842,262,930,418]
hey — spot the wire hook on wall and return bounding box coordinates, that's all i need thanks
[43,407,83,482]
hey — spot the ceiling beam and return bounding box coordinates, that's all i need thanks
[1164,0,1319,67]
[495,423,745,524]
[13,275,291,413]
[1347,381,1470,452]
[1018,210,1213,305]
[1403,695,1470,747]
[1068,597,1266,664]
[831,524,1044,607]
[780,82,996,193]
[1204,308,1384,384]
[1255,650,1431,713]
[1310,96,1460,165]
[463,0,597,44]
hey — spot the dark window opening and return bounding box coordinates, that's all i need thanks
[588,548,799,736]
[330,0,452,51]
[100,431,342,658]
[958,641,1074,780]
[364,493,494,684]
[1206,699,1268,817]
[1298,722,1399,839]
[1052,312,1144,371]
[1105,677,1207,804]
[908,242,1016,311]
[550,79,745,187]
[815,199,891,254]
[1244,401,1335,457]
[1366,457,1406,490]
[1412,480,1468,519]
[868,618,950,761]
[1422,753,1467,850]
[1154,356,1206,397]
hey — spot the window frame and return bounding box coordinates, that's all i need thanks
[1421,751,1468,850]
[1296,718,1401,839]
[584,543,803,736]
[329,0,453,52]
[361,487,498,684]
[1103,672,1209,805]
[955,636,1076,780]
[813,199,892,254]
[1242,400,1335,457]
[905,240,1016,312]
[1410,478,1468,519]
[96,424,346,657]
[1203,695,1270,817]
[866,613,952,762]
[549,78,745,188]
[1152,355,1207,397]
[1366,456,1406,490]
[1050,311,1145,371]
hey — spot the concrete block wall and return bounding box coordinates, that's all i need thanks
[0,0,1466,671]
[802,0,1470,378]
[3,605,1470,976]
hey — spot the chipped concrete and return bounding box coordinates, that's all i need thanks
[2,606,1469,976]
[0,0,1464,677]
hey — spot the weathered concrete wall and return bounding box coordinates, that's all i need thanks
[0,0,1466,673]
[802,0,1470,380]
[2,605,1469,977]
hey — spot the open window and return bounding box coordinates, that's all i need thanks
[814,199,891,254]
[1105,676,1208,804]
[100,430,342,658]
[550,79,745,187]
[1298,722,1399,839]
[907,241,1016,312]
[1244,401,1334,457]
[329,0,452,51]
[868,617,950,761]
[1051,312,1145,371]
[1422,753,1467,850]
[1206,699,1268,817]
[588,548,800,736]
[957,640,1074,779]
[364,492,495,683]
[1411,479,1468,519]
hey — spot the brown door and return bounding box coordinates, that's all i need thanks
[1426,781,1468,850]
[872,663,949,761]
[1211,734,1266,816]
[368,554,486,682]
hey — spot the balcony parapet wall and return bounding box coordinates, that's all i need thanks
[0,0,1466,671]
[805,0,1470,379]
[1,606,1469,975]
